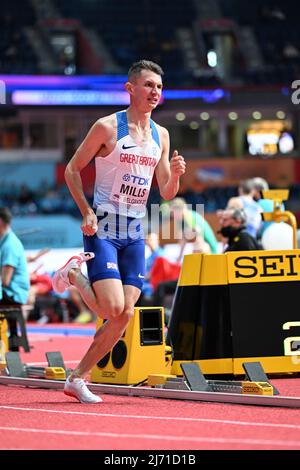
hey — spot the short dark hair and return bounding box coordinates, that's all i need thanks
[0,207,12,225]
[128,60,164,81]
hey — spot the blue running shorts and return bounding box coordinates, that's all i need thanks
[83,213,145,290]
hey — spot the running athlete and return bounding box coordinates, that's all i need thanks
[52,60,186,403]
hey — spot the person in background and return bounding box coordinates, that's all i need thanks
[251,177,293,250]
[251,177,285,235]
[0,207,30,350]
[168,197,218,258]
[27,248,52,311]
[226,179,262,238]
[138,232,164,305]
[218,207,261,252]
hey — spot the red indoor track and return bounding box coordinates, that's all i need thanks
[0,324,300,450]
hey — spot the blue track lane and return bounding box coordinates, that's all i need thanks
[26,326,94,336]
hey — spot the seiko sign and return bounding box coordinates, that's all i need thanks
[227,250,300,284]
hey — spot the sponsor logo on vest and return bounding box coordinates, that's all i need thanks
[122,144,137,150]
[122,174,150,186]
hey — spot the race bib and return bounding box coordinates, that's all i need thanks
[110,168,151,207]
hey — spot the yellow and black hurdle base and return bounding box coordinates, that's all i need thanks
[168,251,300,376]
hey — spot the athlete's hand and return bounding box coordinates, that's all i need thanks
[81,211,98,236]
[170,150,186,178]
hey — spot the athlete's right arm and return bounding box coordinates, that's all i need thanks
[65,119,111,236]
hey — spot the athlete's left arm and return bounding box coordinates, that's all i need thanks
[155,126,186,200]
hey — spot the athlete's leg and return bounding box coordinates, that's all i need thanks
[67,268,114,316]
[70,282,140,378]
[70,237,145,378]
[63,276,130,404]
[63,238,144,402]
[59,231,145,404]
[57,237,122,318]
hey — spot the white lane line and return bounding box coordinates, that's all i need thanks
[23,360,78,366]
[0,448,33,450]
[0,425,299,447]
[1,405,300,431]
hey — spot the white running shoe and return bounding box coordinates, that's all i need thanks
[52,252,95,294]
[64,376,102,404]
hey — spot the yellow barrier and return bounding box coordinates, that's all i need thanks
[91,307,172,384]
[168,251,300,376]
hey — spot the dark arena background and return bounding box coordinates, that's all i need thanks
[1,0,300,456]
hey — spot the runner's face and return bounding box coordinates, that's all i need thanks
[131,70,163,110]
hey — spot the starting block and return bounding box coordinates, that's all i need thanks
[2,353,300,408]
[4,351,67,381]
[243,361,280,395]
[147,374,177,387]
[45,351,72,377]
[181,362,276,396]
[149,362,277,396]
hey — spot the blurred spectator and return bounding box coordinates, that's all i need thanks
[251,176,285,236]
[190,234,211,254]
[252,177,269,201]
[16,184,38,215]
[141,198,217,312]
[138,232,164,305]
[26,248,52,311]
[150,256,181,294]
[226,179,262,238]
[218,207,261,252]
[18,185,34,205]
[0,182,299,222]
[149,231,210,318]
[0,207,30,350]
[251,177,293,250]
[40,189,63,213]
[168,197,218,255]
[151,255,182,325]
[26,248,93,324]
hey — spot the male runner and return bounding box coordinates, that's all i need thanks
[52,60,186,403]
